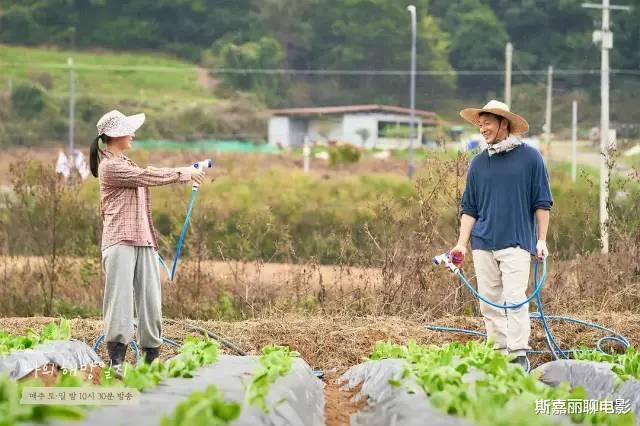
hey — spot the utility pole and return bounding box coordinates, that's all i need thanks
[582,0,632,254]
[572,100,578,182]
[407,5,417,179]
[303,135,310,175]
[70,26,76,51]
[505,42,513,108]
[68,57,76,175]
[544,66,553,158]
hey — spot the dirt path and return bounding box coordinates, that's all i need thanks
[324,370,366,426]
[197,66,218,92]
[548,140,632,175]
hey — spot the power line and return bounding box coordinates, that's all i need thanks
[0,62,639,76]
[511,51,547,87]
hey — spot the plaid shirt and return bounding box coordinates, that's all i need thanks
[98,151,190,250]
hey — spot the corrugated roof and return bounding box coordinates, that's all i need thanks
[270,104,437,120]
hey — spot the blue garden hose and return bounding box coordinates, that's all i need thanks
[425,258,630,365]
[92,335,180,366]
[158,187,199,282]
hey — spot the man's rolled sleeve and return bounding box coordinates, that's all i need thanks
[531,154,553,211]
[461,169,478,218]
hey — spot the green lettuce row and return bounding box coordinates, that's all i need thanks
[0,319,72,356]
[573,347,640,382]
[160,343,302,425]
[0,336,220,426]
[160,385,241,426]
[122,336,220,391]
[245,345,300,413]
[0,368,89,425]
[369,340,635,426]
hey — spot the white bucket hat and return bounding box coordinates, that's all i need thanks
[460,100,529,135]
[96,110,146,137]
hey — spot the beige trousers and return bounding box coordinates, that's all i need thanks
[472,247,532,356]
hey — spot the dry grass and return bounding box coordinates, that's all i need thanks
[2,250,639,321]
[1,313,638,370]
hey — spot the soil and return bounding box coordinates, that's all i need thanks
[323,369,367,426]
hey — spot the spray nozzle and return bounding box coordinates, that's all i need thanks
[432,252,460,274]
[193,159,213,170]
[191,159,213,189]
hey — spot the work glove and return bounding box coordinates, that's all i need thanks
[536,240,549,260]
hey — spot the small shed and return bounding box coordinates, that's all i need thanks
[268,104,438,149]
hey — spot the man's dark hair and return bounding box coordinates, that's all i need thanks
[479,112,511,133]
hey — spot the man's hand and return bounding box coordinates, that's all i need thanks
[449,244,467,267]
[536,240,549,260]
[177,167,206,185]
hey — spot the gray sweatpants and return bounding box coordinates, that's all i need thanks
[102,244,163,348]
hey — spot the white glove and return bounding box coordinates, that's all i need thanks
[536,240,549,260]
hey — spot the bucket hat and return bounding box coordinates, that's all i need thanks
[460,100,529,135]
[96,110,145,137]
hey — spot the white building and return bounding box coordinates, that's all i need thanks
[268,104,438,149]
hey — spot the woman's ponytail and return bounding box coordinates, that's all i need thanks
[90,135,102,177]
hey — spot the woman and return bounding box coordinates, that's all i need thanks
[90,110,205,367]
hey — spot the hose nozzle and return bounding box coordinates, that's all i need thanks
[191,159,213,189]
[432,252,460,274]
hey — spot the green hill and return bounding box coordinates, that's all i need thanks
[0,45,266,146]
[0,45,211,105]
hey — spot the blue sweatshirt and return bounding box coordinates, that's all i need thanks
[461,143,553,254]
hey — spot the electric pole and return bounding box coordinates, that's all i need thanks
[572,100,578,183]
[505,42,513,108]
[582,0,632,254]
[544,66,553,157]
[407,5,417,179]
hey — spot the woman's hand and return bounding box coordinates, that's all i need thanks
[177,167,206,185]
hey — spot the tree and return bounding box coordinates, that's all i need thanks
[356,128,371,148]
[11,84,46,118]
[449,6,508,95]
[0,5,43,44]
[254,0,318,68]
[217,37,285,102]
[304,0,453,105]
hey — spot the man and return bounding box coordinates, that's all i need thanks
[450,100,553,369]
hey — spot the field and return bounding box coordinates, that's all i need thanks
[3,2,640,422]
[1,142,640,425]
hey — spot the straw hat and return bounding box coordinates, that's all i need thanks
[96,110,145,137]
[459,100,529,135]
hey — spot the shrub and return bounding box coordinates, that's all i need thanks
[329,144,361,167]
[11,84,46,118]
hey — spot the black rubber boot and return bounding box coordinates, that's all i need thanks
[143,347,160,364]
[106,342,128,367]
[510,355,530,372]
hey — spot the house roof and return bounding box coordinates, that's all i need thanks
[270,104,437,121]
